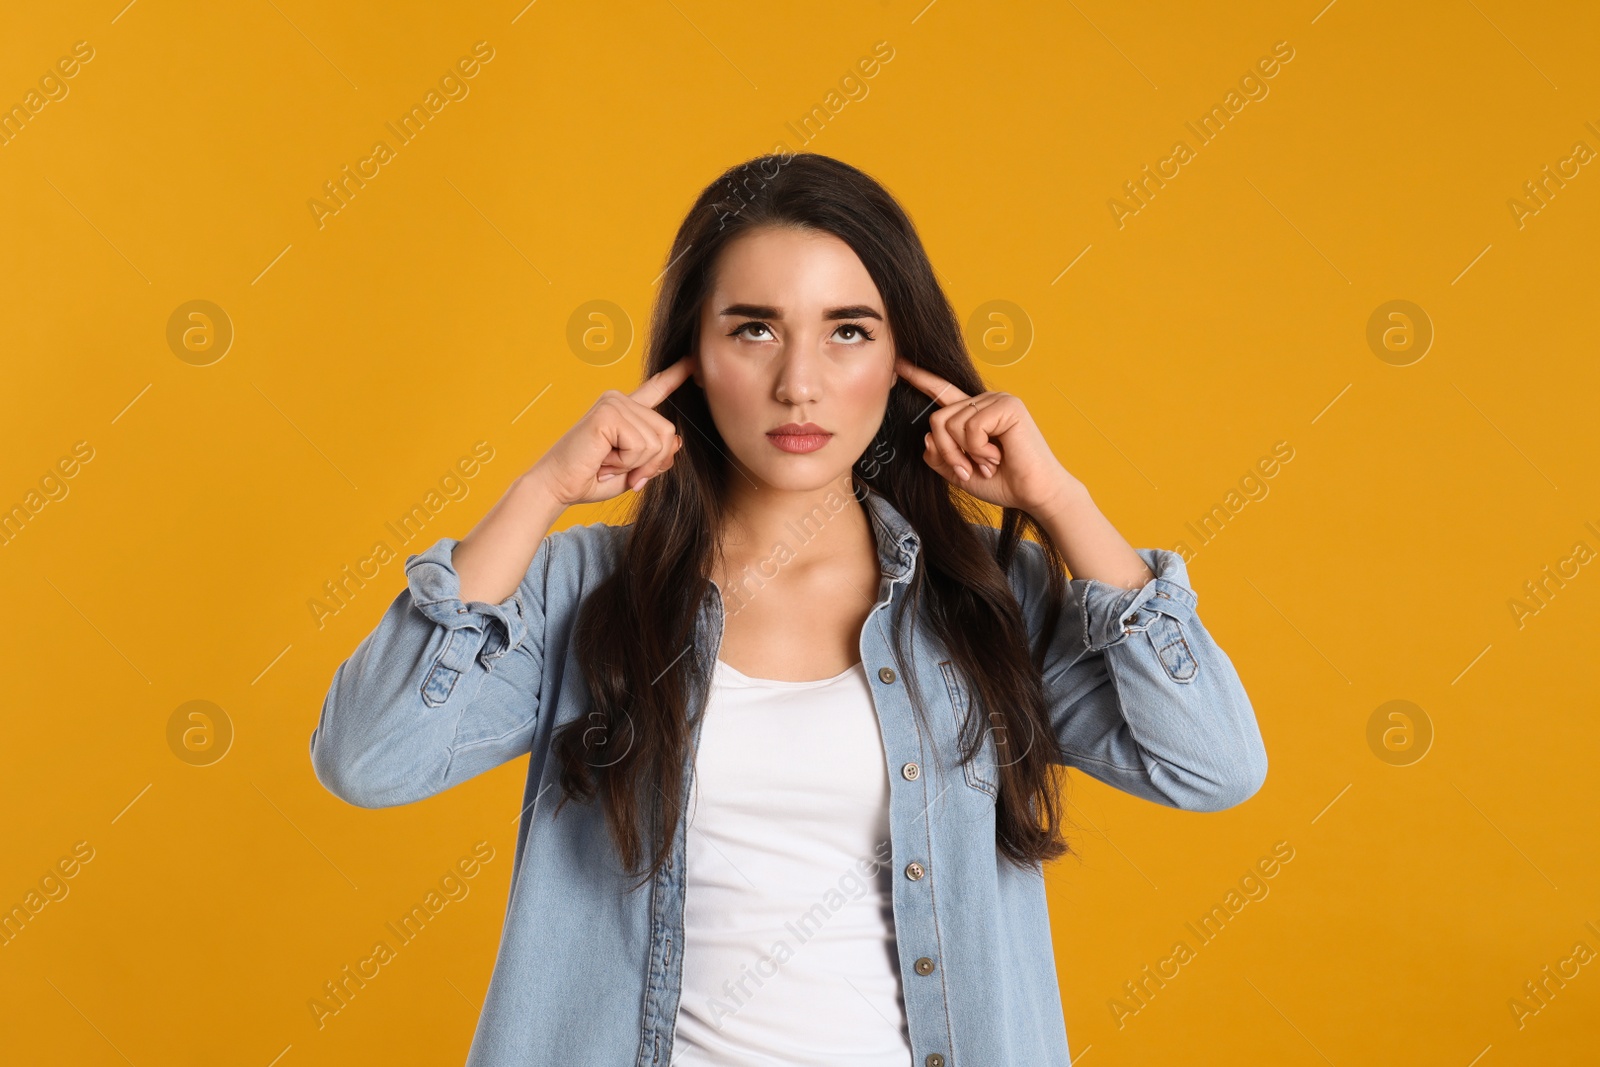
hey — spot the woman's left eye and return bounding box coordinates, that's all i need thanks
[835,323,875,343]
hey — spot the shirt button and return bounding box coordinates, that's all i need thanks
[925,1055,945,1067]
[878,666,897,684]
[901,761,920,781]
[905,862,925,881]
[914,956,936,976]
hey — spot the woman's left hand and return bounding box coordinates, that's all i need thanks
[894,356,1081,516]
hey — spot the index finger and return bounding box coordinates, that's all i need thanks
[895,356,970,407]
[630,353,699,409]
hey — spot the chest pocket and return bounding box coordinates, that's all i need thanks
[938,659,998,798]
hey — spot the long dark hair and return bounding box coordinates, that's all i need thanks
[551,151,1076,889]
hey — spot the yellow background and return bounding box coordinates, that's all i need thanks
[3,0,1597,1063]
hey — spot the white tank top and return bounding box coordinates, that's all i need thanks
[671,657,913,1065]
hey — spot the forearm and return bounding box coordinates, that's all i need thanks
[1033,475,1155,590]
[453,471,568,604]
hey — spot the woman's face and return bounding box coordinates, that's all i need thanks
[693,224,896,494]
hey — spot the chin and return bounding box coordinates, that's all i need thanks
[743,459,854,494]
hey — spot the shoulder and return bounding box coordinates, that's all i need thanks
[960,515,1049,572]
[543,518,633,557]
[963,519,1046,595]
[536,520,635,601]
[962,520,1191,593]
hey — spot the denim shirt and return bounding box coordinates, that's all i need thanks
[310,486,1268,1066]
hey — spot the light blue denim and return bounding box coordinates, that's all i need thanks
[310,485,1268,1066]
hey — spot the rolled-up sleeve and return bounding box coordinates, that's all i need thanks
[1008,538,1268,812]
[406,537,531,660]
[309,535,551,809]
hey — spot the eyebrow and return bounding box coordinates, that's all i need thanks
[718,303,883,322]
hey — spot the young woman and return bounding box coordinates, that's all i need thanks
[311,152,1268,1067]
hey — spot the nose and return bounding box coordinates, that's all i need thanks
[772,340,822,406]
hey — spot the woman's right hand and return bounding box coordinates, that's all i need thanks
[528,354,697,506]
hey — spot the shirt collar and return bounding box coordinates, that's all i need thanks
[859,485,922,581]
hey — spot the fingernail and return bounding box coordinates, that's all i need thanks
[957,466,970,480]
[978,463,993,477]
[636,476,651,489]
[598,472,616,481]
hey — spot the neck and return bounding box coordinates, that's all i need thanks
[715,471,870,575]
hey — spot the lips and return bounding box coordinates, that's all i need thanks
[767,422,833,454]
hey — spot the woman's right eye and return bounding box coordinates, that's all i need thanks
[730,321,773,341]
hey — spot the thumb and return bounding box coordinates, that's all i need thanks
[923,432,955,482]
